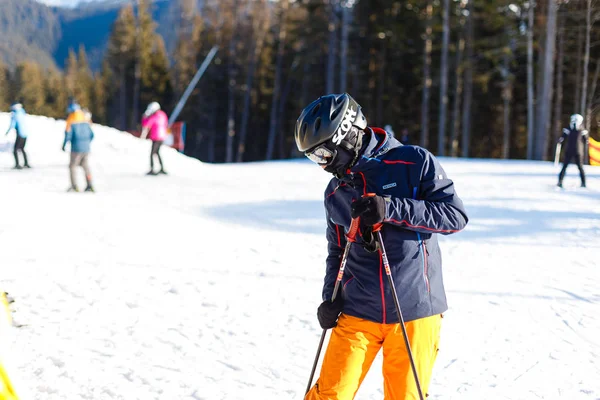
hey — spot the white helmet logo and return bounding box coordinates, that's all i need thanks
[332,107,358,145]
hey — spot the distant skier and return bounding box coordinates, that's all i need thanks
[557,114,588,188]
[141,102,168,175]
[296,93,468,400]
[4,103,31,170]
[62,102,95,192]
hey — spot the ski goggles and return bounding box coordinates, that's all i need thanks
[305,144,337,166]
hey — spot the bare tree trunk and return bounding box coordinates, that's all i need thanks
[301,60,311,109]
[339,2,350,93]
[207,123,216,162]
[131,2,140,130]
[526,0,535,160]
[119,65,127,131]
[437,0,450,156]
[461,0,474,158]
[132,62,140,130]
[575,25,583,112]
[237,1,269,162]
[266,0,288,160]
[586,58,600,129]
[450,39,464,157]
[534,0,557,160]
[376,42,386,127]
[553,15,564,143]
[420,0,433,148]
[581,0,592,120]
[225,26,237,163]
[501,30,515,160]
[326,0,338,94]
[207,1,224,162]
[277,58,299,158]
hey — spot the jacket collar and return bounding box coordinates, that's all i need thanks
[350,127,402,171]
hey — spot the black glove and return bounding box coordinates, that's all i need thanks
[351,196,386,227]
[61,145,66,152]
[361,227,378,252]
[317,294,344,329]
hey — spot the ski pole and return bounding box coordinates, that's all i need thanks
[305,216,361,395]
[372,220,425,400]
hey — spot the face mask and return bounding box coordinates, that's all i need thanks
[323,147,355,177]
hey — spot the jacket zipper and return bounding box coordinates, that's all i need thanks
[417,232,430,293]
[412,186,430,292]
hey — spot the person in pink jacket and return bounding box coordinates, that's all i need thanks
[141,102,169,175]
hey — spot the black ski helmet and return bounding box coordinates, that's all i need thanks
[295,93,368,153]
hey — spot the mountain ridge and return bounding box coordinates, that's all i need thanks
[1,0,173,71]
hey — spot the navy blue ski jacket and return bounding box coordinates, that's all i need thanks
[560,127,589,158]
[323,127,468,324]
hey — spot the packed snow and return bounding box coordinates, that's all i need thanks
[1,112,599,400]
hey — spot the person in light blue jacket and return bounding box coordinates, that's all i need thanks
[5,103,32,169]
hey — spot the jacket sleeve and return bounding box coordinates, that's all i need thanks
[63,115,74,148]
[141,115,151,128]
[384,150,468,235]
[322,207,347,302]
[6,114,16,135]
[559,128,569,143]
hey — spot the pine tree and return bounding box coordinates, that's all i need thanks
[14,62,46,114]
[77,45,94,109]
[133,0,159,127]
[0,61,9,110]
[172,0,203,102]
[92,61,111,125]
[64,47,93,110]
[106,5,136,130]
[142,36,173,111]
[44,68,68,118]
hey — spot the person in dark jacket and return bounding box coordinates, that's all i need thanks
[557,114,588,188]
[4,103,31,169]
[296,93,468,400]
[62,102,95,192]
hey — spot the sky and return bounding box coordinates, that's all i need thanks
[1,112,599,400]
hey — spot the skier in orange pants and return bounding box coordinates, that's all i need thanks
[295,94,468,399]
[305,314,441,400]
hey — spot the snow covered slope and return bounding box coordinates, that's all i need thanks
[1,113,599,400]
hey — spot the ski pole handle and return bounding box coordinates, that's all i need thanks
[346,217,360,242]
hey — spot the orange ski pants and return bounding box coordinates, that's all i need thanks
[305,313,442,400]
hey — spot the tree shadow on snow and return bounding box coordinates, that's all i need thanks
[454,203,600,246]
[204,199,327,235]
[205,198,600,245]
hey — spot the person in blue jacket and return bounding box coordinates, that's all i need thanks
[4,103,31,169]
[62,102,95,192]
[297,93,468,400]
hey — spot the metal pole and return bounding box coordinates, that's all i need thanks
[374,225,425,400]
[305,217,361,395]
[168,46,219,127]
